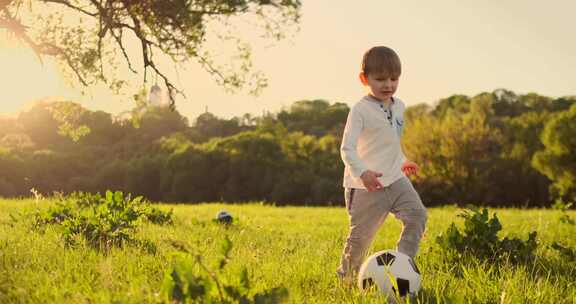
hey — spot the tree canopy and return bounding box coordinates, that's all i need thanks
[1,90,575,206]
[533,103,576,201]
[0,0,301,106]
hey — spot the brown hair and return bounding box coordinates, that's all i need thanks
[361,46,401,77]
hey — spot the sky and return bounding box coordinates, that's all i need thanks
[1,0,575,120]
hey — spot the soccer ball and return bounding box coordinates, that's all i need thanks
[357,250,421,300]
[215,210,233,225]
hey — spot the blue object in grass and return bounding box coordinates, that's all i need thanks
[216,210,233,225]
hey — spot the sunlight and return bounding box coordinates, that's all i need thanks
[0,42,64,113]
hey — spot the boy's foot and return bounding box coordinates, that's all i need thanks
[336,271,355,289]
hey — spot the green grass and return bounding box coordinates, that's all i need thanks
[1,199,575,303]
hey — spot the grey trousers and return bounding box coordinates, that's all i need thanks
[337,176,427,278]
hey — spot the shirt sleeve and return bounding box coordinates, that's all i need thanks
[395,99,407,164]
[340,105,368,177]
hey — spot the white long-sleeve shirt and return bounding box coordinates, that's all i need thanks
[341,95,407,189]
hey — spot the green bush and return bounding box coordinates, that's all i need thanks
[32,190,172,251]
[436,208,538,264]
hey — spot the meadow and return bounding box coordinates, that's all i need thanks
[0,198,575,303]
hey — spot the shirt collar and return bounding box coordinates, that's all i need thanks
[364,95,395,106]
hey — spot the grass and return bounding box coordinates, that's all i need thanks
[1,198,575,303]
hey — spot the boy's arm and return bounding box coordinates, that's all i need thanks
[340,106,368,177]
[400,149,407,164]
[398,114,419,176]
[395,99,408,164]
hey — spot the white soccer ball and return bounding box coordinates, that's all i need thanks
[357,250,421,300]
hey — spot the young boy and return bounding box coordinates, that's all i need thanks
[337,46,427,283]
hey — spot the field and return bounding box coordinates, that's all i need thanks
[1,199,575,303]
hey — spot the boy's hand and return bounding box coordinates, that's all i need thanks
[402,160,419,177]
[360,170,383,192]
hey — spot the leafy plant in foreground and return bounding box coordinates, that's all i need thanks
[32,191,172,251]
[436,208,538,263]
[162,236,288,304]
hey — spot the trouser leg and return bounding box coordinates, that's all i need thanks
[337,188,389,278]
[389,177,427,258]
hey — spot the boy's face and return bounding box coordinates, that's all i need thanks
[359,71,399,102]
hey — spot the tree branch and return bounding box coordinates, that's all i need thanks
[0,0,302,109]
[41,0,97,17]
[110,27,136,73]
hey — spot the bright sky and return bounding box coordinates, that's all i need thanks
[1,0,575,120]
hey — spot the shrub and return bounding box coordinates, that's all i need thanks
[436,207,538,264]
[33,190,172,251]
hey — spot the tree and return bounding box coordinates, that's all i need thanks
[497,112,551,205]
[17,101,68,148]
[431,94,470,119]
[532,104,576,201]
[277,99,349,137]
[136,106,189,141]
[0,0,301,106]
[404,94,504,204]
[191,112,247,143]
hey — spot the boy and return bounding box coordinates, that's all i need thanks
[337,46,427,284]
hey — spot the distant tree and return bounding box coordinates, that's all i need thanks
[162,145,227,202]
[16,102,68,148]
[0,147,27,196]
[277,99,348,137]
[1,91,573,205]
[491,88,526,117]
[136,107,188,141]
[533,104,576,201]
[205,130,284,201]
[78,110,126,146]
[191,112,248,143]
[26,149,80,193]
[519,93,552,112]
[497,112,551,205]
[48,101,92,141]
[548,96,576,112]
[126,155,164,200]
[404,103,431,125]
[431,94,470,118]
[404,95,503,204]
[0,0,301,106]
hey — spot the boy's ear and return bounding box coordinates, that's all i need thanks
[359,72,368,85]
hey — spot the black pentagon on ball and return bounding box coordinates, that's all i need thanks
[408,258,420,274]
[392,278,410,297]
[362,278,375,290]
[376,252,396,266]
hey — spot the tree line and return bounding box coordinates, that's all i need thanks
[0,89,574,207]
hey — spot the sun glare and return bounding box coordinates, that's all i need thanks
[0,42,64,114]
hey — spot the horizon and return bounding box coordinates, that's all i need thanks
[1,88,573,123]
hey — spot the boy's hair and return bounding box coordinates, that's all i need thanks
[361,46,401,77]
